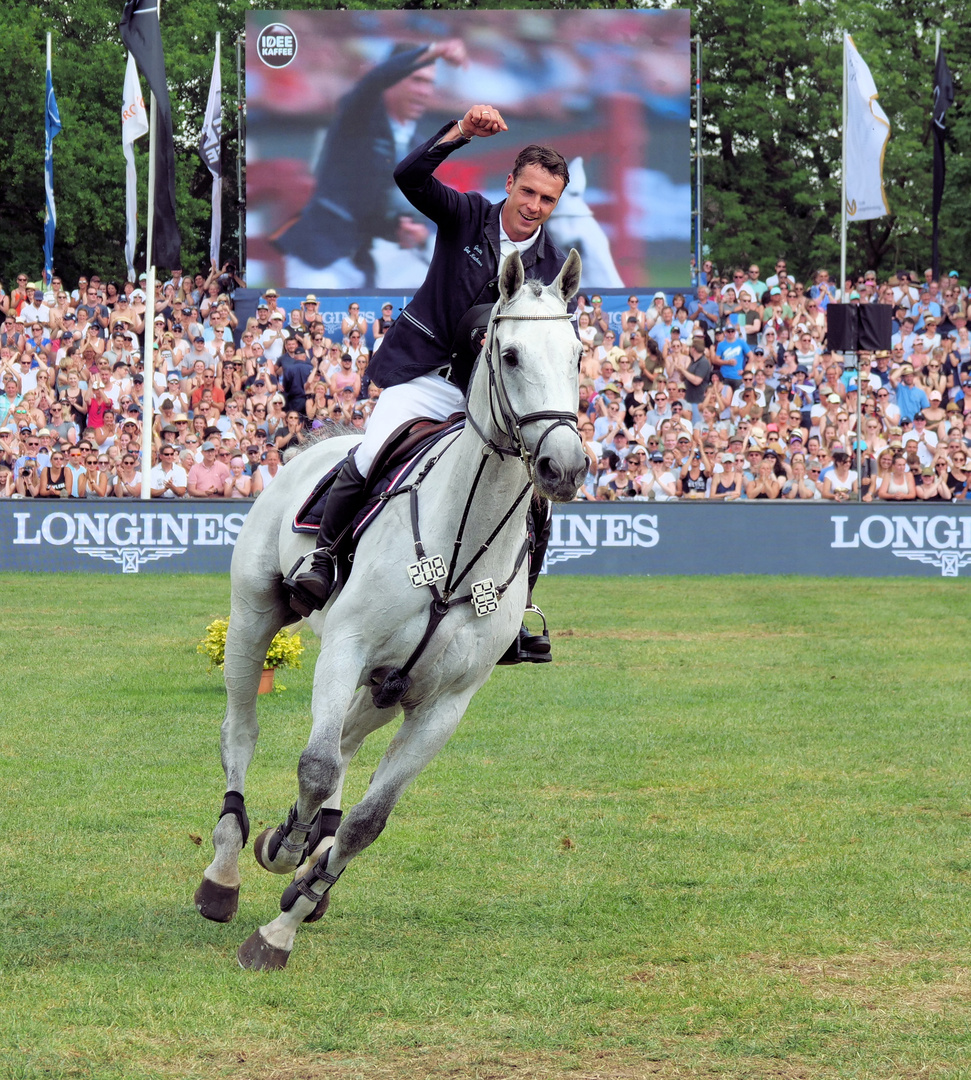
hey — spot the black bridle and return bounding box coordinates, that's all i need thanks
[463,304,581,483]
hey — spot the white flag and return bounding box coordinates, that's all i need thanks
[198,38,222,267]
[122,52,149,281]
[844,34,890,221]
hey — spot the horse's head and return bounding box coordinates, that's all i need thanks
[469,248,587,502]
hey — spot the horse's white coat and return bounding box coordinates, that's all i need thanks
[199,251,585,966]
[547,157,625,290]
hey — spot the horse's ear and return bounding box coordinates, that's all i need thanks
[499,251,525,303]
[552,248,582,304]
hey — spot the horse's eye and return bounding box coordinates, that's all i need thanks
[502,348,519,369]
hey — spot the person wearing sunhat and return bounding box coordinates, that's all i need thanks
[892,363,929,422]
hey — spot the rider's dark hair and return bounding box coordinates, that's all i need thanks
[511,145,570,190]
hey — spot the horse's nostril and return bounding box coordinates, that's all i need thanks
[537,456,563,484]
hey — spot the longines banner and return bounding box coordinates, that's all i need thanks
[4,501,971,578]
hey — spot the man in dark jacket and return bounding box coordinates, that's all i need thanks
[287,104,571,658]
[274,40,466,288]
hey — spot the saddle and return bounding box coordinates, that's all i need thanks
[291,413,465,538]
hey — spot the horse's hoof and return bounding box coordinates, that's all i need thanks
[194,877,240,922]
[253,827,302,875]
[237,928,290,970]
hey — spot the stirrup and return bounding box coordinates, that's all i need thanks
[522,605,551,655]
[497,606,552,666]
[283,550,338,616]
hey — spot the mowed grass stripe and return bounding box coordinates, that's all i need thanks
[0,573,968,1080]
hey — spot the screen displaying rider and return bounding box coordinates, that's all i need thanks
[273,40,467,289]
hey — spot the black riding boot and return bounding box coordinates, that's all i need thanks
[285,457,368,617]
[498,498,553,665]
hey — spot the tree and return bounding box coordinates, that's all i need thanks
[0,0,247,287]
[694,0,970,283]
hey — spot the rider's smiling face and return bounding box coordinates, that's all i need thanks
[501,164,565,243]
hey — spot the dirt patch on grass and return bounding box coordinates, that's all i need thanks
[158,1046,848,1080]
[555,628,808,643]
[747,949,971,1012]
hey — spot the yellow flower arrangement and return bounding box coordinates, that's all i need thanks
[197,617,304,674]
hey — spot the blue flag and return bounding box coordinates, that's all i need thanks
[44,62,62,284]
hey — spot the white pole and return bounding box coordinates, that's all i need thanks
[839,32,848,302]
[236,33,245,273]
[211,32,221,267]
[140,266,157,498]
[46,33,52,287]
[140,0,163,499]
[146,98,157,271]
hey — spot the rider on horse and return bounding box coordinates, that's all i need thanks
[286,105,573,664]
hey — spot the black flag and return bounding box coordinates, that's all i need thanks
[120,0,182,269]
[931,48,954,279]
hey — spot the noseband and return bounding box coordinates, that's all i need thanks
[464,306,580,480]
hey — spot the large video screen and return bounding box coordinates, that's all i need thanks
[245,9,691,292]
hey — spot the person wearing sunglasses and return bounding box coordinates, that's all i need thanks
[113,454,143,498]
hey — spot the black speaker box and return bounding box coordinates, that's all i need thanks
[826,304,892,352]
[826,305,856,351]
[858,305,892,351]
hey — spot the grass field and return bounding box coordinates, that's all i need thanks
[1,573,970,1080]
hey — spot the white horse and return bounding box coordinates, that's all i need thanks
[546,157,625,290]
[194,249,586,970]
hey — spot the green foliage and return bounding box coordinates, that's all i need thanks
[197,614,303,671]
[694,0,971,280]
[0,0,249,286]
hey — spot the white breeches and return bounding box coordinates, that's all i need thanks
[356,374,465,474]
[283,255,366,291]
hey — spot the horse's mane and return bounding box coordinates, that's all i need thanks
[284,421,355,463]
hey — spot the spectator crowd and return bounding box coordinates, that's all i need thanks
[0,264,384,500]
[576,261,971,503]
[2,257,971,505]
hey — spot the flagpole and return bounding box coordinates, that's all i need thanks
[933,29,941,280]
[44,32,61,289]
[46,32,52,286]
[140,0,162,500]
[839,32,847,302]
[140,274,156,499]
[236,32,245,274]
[214,31,221,267]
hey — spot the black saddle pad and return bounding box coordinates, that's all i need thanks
[291,416,465,536]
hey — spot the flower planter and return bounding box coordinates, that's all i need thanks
[258,667,275,695]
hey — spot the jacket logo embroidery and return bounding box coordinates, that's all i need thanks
[464,245,483,267]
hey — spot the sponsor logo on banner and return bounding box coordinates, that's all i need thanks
[257,23,298,68]
[12,509,247,573]
[831,514,971,576]
[544,511,659,570]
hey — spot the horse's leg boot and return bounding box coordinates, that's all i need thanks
[287,457,368,615]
